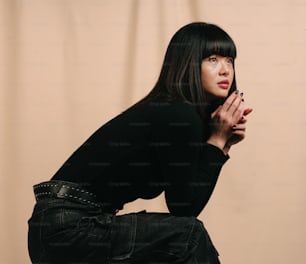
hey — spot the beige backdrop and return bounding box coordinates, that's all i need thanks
[1,0,306,263]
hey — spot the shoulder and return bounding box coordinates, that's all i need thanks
[139,101,204,140]
[147,101,202,128]
[119,101,204,136]
[122,100,201,121]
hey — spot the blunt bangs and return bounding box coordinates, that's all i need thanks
[201,25,237,59]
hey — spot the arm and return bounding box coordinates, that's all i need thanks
[151,103,228,216]
[164,143,228,216]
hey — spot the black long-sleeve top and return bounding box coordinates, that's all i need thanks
[51,101,229,216]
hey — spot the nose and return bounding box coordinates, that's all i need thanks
[219,60,230,76]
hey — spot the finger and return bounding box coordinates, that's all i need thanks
[222,90,239,111]
[229,95,244,121]
[238,116,247,124]
[231,97,242,115]
[231,129,246,138]
[228,91,245,115]
[243,108,253,116]
[232,123,246,131]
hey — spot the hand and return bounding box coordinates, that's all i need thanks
[223,107,253,153]
[207,91,252,154]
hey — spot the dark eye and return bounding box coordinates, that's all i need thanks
[226,57,234,64]
[208,56,217,63]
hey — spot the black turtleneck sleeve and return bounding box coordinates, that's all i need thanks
[150,102,229,216]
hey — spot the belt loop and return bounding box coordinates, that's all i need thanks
[57,183,67,197]
[53,181,62,193]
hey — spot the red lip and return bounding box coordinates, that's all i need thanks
[218,80,229,84]
[217,80,230,89]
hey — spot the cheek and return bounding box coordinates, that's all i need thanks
[201,67,214,82]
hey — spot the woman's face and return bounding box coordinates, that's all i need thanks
[201,54,234,101]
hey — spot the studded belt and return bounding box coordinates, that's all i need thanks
[33,180,111,210]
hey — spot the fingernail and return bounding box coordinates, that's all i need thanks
[240,92,244,97]
[242,98,245,102]
[235,90,239,94]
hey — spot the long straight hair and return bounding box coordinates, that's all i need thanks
[131,22,237,137]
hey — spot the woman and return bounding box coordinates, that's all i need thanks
[28,22,252,263]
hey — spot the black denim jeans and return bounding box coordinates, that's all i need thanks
[28,198,220,264]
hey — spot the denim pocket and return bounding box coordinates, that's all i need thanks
[110,213,137,261]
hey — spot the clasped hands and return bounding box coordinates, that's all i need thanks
[207,90,253,155]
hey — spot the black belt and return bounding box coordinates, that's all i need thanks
[33,180,116,213]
